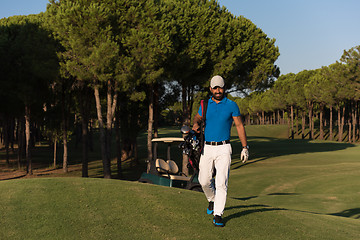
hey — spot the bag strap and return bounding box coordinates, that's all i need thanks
[200,99,208,150]
[202,98,208,123]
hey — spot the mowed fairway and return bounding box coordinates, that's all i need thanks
[1,125,360,239]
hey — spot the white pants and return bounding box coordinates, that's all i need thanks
[198,144,232,216]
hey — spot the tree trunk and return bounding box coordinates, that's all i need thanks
[134,139,138,164]
[272,112,276,125]
[290,105,294,139]
[10,118,15,153]
[147,84,155,174]
[319,104,324,140]
[348,118,351,143]
[355,101,360,140]
[81,117,89,177]
[341,106,345,142]
[347,102,351,143]
[53,139,57,168]
[188,86,195,125]
[25,105,32,175]
[115,102,122,179]
[17,117,24,170]
[153,82,159,138]
[338,106,345,142]
[61,92,68,173]
[182,83,190,126]
[62,123,68,173]
[329,105,333,141]
[352,101,356,143]
[302,111,306,139]
[105,80,118,172]
[338,106,342,142]
[94,86,111,179]
[308,101,313,140]
[282,110,285,124]
[4,117,10,165]
[295,108,299,135]
[79,88,90,178]
[287,111,290,139]
[89,120,94,152]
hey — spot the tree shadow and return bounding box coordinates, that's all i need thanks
[223,203,287,223]
[230,136,355,169]
[329,208,360,219]
[267,192,301,196]
[231,192,300,201]
[233,196,258,201]
[226,194,360,225]
[0,174,27,181]
[225,193,295,224]
[225,203,360,224]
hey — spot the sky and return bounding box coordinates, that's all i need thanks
[1,0,359,75]
[218,0,360,74]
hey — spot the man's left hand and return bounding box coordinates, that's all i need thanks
[241,148,249,163]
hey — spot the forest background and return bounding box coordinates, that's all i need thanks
[0,0,359,179]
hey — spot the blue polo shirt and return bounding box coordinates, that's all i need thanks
[198,97,241,142]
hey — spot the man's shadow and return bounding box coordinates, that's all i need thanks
[223,203,287,223]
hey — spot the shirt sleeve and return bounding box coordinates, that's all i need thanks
[232,101,241,117]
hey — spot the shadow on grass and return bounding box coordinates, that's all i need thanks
[226,194,360,224]
[232,192,301,201]
[230,136,355,169]
[225,202,360,224]
[330,208,360,219]
[225,193,295,224]
[0,174,27,181]
[1,127,356,181]
[223,203,287,224]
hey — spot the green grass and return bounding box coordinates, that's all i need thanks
[1,124,360,239]
[1,178,360,240]
[244,124,290,139]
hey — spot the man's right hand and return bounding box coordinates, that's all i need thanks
[192,124,200,133]
[192,113,203,133]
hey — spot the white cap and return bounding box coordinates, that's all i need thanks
[210,75,225,88]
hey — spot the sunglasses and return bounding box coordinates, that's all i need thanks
[212,86,224,90]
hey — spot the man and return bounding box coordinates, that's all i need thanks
[192,75,249,227]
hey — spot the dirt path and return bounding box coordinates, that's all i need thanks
[0,162,83,181]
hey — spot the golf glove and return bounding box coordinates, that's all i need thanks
[241,148,249,163]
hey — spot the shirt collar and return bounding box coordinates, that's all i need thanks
[209,96,227,104]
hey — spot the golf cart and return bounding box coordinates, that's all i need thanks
[138,126,202,192]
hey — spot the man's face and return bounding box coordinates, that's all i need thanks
[210,86,225,101]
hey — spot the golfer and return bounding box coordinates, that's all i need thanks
[192,75,249,227]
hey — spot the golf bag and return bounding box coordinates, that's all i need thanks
[179,99,208,172]
[179,130,201,171]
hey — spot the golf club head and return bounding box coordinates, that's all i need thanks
[180,125,190,134]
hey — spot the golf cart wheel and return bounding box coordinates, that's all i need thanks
[190,185,203,192]
[138,178,153,184]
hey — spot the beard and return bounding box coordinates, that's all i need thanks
[213,92,224,101]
